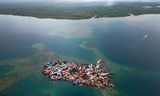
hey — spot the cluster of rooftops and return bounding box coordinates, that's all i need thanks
[42,59,114,88]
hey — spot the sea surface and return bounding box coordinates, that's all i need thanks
[0,14,160,96]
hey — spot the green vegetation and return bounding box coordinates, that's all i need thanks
[0,2,160,19]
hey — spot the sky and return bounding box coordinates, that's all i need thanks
[0,0,159,2]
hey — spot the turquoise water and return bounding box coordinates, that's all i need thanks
[0,14,160,96]
[0,64,14,78]
[43,36,95,61]
[91,17,160,96]
[0,74,98,96]
[93,20,160,71]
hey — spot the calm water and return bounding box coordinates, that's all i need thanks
[0,14,160,96]
[93,18,160,71]
[0,64,14,78]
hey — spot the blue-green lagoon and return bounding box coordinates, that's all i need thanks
[0,14,160,96]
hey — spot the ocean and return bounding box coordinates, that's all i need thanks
[0,14,160,96]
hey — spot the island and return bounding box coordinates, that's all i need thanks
[0,1,160,19]
[42,59,114,88]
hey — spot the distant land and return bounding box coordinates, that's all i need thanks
[0,1,160,19]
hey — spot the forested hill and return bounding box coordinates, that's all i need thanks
[0,1,160,19]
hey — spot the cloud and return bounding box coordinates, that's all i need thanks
[0,0,160,2]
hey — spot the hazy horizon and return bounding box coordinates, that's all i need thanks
[0,0,160,3]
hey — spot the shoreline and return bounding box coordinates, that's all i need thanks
[0,13,160,21]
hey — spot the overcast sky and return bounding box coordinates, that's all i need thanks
[0,0,159,3]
